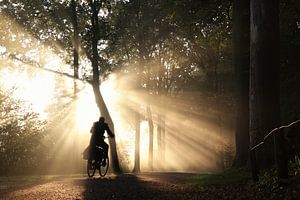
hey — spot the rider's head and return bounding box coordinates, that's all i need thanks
[99,116,105,123]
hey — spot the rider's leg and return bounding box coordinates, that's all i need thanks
[103,142,109,159]
[89,146,94,160]
[99,142,109,166]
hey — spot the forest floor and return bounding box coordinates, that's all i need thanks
[0,171,299,200]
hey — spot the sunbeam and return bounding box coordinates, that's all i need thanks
[99,72,235,172]
[0,9,235,175]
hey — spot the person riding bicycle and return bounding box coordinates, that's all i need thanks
[89,116,114,166]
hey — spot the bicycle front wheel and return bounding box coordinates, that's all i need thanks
[87,159,96,177]
[99,157,109,177]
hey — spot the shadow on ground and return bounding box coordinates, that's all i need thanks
[82,173,170,199]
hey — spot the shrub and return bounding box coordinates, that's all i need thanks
[0,89,46,175]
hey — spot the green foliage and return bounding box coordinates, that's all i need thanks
[187,168,300,199]
[289,156,300,176]
[256,169,279,190]
[0,89,46,175]
[0,0,72,57]
[118,143,131,173]
[188,168,251,186]
[255,164,300,198]
[109,0,235,118]
[253,168,300,199]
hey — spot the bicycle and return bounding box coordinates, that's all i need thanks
[87,145,109,177]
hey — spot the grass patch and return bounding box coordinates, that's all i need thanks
[187,168,252,186]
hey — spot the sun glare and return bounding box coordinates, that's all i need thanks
[75,86,99,134]
[0,66,56,119]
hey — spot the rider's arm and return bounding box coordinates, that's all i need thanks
[105,124,115,138]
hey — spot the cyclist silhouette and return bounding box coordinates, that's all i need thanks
[89,116,114,166]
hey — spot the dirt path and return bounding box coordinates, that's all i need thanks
[0,172,201,200]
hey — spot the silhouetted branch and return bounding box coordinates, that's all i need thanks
[250,118,300,181]
[251,119,300,151]
[7,53,93,85]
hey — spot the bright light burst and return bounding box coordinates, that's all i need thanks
[75,86,99,134]
[0,66,55,119]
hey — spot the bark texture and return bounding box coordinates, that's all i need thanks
[133,112,141,173]
[70,0,79,79]
[147,106,154,171]
[232,0,250,167]
[250,0,288,177]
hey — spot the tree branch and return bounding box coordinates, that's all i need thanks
[251,119,300,151]
[7,53,93,85]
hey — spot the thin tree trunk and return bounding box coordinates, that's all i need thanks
[212,44,224,170]
[133,111,141,173]
[157,113,162,168]
[70,0,79,97]
[70,0,79,80]
[70,0,80,172]
[232,0,250,167]
[161,114,165,164]
[156,53,165,167]
[147,105,154,171]
[90,0,121,173]
[250,0,287,177]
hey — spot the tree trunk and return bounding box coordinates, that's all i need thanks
[157,54,165,168]
[147,105,154,171]
[90,0,121,173]
[69,0,80,172]
[70,0,79,97]
[70,0,79,80]
[232,0,250,167]
[157,114,162,168]
[133,111,141,173]
[91,85,121,173]
[250,0,287,177]
[212,43,225,170]
[161,114,166,163]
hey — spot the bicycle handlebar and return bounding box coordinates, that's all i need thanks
[103,136,115,139]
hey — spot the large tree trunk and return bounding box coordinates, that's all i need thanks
[232,0,250,167]
[91,85,121,173]
[90,0,121,173]
[147,105,154,171]
[133,112,141,173]
[250,0,287,177]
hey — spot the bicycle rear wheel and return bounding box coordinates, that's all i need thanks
[87,159,96,177]
[99,156,109,177]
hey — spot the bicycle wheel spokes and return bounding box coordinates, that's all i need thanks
[99,157,109,177]
[87,159,96,177]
